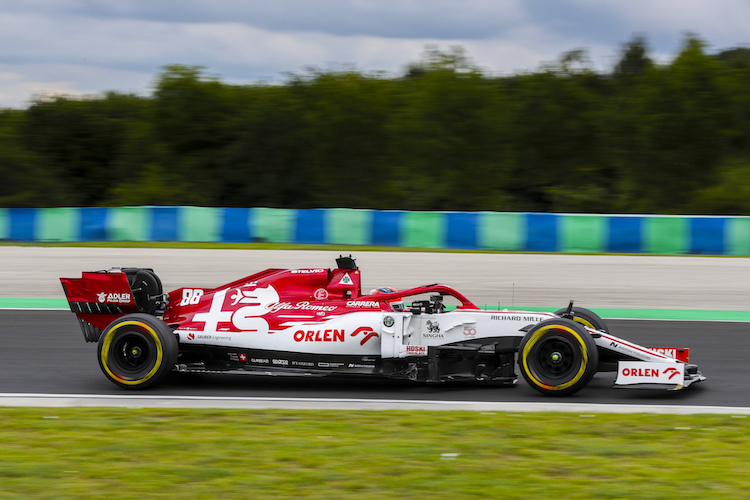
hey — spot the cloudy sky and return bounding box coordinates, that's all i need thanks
[1,0,748,108]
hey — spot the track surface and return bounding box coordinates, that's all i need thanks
[2,310,746,408]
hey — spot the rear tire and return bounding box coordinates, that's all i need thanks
[97,313,178,389]
[518,318,598,396]
[554,306,609,333]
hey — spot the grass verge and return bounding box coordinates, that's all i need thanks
[1,408,749,499]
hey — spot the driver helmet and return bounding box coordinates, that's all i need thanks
[369,286,403,311]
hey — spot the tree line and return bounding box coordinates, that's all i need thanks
[2,35,750,214]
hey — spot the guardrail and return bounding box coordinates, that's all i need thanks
[1,207,748,255]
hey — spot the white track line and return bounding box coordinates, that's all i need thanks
[1,393,749,414]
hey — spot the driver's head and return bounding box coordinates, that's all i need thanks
[369,286,403,311]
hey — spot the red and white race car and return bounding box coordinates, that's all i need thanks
[60,256,705,395]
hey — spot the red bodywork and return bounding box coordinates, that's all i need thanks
[60,271,139,330]
[61,266,480,333]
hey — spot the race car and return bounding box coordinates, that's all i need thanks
[60,255,705,395]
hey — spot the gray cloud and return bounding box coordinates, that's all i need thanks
[1,0,528,39]
[0,0,749,108]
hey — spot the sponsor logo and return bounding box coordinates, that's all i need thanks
[266,301,337,313]
[647,347,676,358]
[406,345,427,355]
[318,362,344,368]
[621,367,660,377]
[272,359,289,366]
[426,320,440,333]
[314,288,329,300]
[97,292,131,304]
[292,360,315,367]
[194,334,232,341]
[230,289,269,306]
[463,326,477,337]
[423,333,444,339]
[645,346,690,363]
[228,352,249,362]
[620,367,680,380]
[187,333,195,340]
[490,315,541,322]
[383,316,395,328]
[339,273,354,285]
[348,363,375,369]
[351,326,379,346]
[346,300,380,308]
[294,329,346,342]
[251,358,269,364]
[292,269,326,274]
[193,287,278,335]
[617,345,638,356]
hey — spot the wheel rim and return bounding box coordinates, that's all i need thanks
[534,335,577,378]
[109,330,157,377]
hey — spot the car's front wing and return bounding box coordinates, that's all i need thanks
[594,331,706,390]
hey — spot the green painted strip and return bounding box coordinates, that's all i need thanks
[591,308,750,322]
[7,297,747,322]
[559,214,607,253]
[251,208,294,243]
[0,298,70,309]
[644,216,688,254]
[179,206,221,242]
[108,206,149,241]
[727,217,750,256]
[0,208,8,239]
[402,211,445,248]
[477,212,524,251]
[37,207,80,242]
[326,208,371,245]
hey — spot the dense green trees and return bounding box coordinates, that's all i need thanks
[3,35,750,214]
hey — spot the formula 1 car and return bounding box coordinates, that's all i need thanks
[60,256,705,396]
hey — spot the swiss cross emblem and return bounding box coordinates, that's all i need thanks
[238,353,248,362]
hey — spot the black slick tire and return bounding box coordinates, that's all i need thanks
[518,318,598,396]
[97,313,178,389]
[554,306,609,333]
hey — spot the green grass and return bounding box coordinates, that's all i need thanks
[1,408,749,499]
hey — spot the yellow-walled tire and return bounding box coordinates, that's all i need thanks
[518,318,598,397]
[554,306,609,333]
[97,313,178,389]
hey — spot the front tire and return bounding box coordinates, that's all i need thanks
[97,313,178,389]
[518,318,598,396]
[554,306,609,333]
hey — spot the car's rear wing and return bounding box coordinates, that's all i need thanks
[60,267,165,342]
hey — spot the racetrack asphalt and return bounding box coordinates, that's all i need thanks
[2,310,747,412]
[2,248,748,412]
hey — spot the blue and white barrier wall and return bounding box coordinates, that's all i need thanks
[1,207,749,255]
